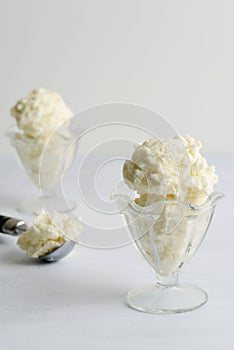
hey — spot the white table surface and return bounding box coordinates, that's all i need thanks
[0,154,233,350]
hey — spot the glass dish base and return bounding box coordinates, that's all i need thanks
[126,283,208,314]
[17,197,76,214]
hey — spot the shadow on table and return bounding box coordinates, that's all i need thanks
[0,249,40,266]
[0,236,11,245]
[0,255,130,309]
[0,268,127,309]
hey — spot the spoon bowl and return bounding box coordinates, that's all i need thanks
[39,240,76,262]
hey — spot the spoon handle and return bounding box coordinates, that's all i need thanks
[0,215,27,236]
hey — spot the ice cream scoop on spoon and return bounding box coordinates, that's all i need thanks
[0,210,82,262]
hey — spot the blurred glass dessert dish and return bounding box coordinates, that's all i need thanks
[117,134,223,313]
[8,127,77,213]
[8,89,77,214]
[117,192,223,313]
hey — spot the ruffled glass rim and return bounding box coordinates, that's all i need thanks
[115,192,224,217]
[6,125,72,145]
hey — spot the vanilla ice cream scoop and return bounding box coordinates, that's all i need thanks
[9,89,76,211]
[17,209,82,258]
[123,135,218,206]
[122,134,219,276]
[11,88,73,139]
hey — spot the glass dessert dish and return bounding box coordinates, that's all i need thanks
[8,128,77,214]
[118,192,224,314]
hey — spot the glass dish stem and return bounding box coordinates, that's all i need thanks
[156,273,179,287]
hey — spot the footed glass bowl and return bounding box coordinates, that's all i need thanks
[119,192,224,314]
[8,128,77,214]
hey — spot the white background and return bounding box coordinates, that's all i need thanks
[1,0,234,155]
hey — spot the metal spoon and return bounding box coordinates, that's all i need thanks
[0,215,75,262]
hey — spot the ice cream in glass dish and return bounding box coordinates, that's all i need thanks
[9,88,77,214]
[118,134,223,313]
